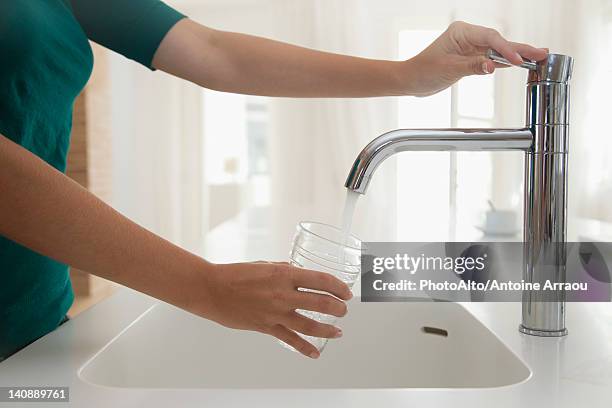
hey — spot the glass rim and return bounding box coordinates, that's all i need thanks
[297,221,361,251]
[292,242,361,273]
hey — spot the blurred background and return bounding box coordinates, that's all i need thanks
[67,0,612,312]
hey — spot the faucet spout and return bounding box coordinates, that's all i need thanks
[345,128,533,194]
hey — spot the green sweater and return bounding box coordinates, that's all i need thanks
[0,0,185,359]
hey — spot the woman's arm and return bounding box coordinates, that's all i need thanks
[0,135,351,359]
[152,20,548,98]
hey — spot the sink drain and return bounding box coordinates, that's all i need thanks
[421,326,448,337]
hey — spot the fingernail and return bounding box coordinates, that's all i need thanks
[515,52,523,62]
[309,351,320,359]
[334,329,343,338]
[482,62,491,74]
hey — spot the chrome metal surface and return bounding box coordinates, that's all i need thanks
[518,325,568,337]
[531,125,569,153]
[345,50,574,337]
[522,151,568,336]
[486,49,538,70]
[344,129,533,194]
[528,53,574,83]
[527,82,571,127]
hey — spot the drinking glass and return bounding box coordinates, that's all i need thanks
[279,221,361,353]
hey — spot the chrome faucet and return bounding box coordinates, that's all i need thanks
[345,50,574,337]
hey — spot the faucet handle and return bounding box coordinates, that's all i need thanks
[486,49,537,70]
[487,49,574,83]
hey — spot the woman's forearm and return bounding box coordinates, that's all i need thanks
[0,134,353,358]
[0,134,209,309]
[153,20,548,99]
[153,19,413,97]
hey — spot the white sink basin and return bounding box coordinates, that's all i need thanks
[79,300,529,389]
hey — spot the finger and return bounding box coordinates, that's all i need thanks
[285,311,343,338]
[493,62,510,69]
[293,290,348,317]
[290,267,353,300]
[253,260,290,265]
[460,23,523,65]
[509,42,548,62]
[268,324,320,359]
[464,56,496,76]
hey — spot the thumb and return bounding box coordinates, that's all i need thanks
[465,56,495,76]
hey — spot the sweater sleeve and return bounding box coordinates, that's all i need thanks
[69,0,186,70]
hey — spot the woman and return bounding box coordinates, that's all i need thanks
[0,0,547,361]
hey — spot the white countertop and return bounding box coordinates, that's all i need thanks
[2,210,612,407]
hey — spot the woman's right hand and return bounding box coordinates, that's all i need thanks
[188,262,353,359]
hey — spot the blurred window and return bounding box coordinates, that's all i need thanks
[202,90,271,207]
[397,29,494,240]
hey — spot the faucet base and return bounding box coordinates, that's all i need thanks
[519,325,568,337]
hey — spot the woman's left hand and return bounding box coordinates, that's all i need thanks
[403,21,548,97]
